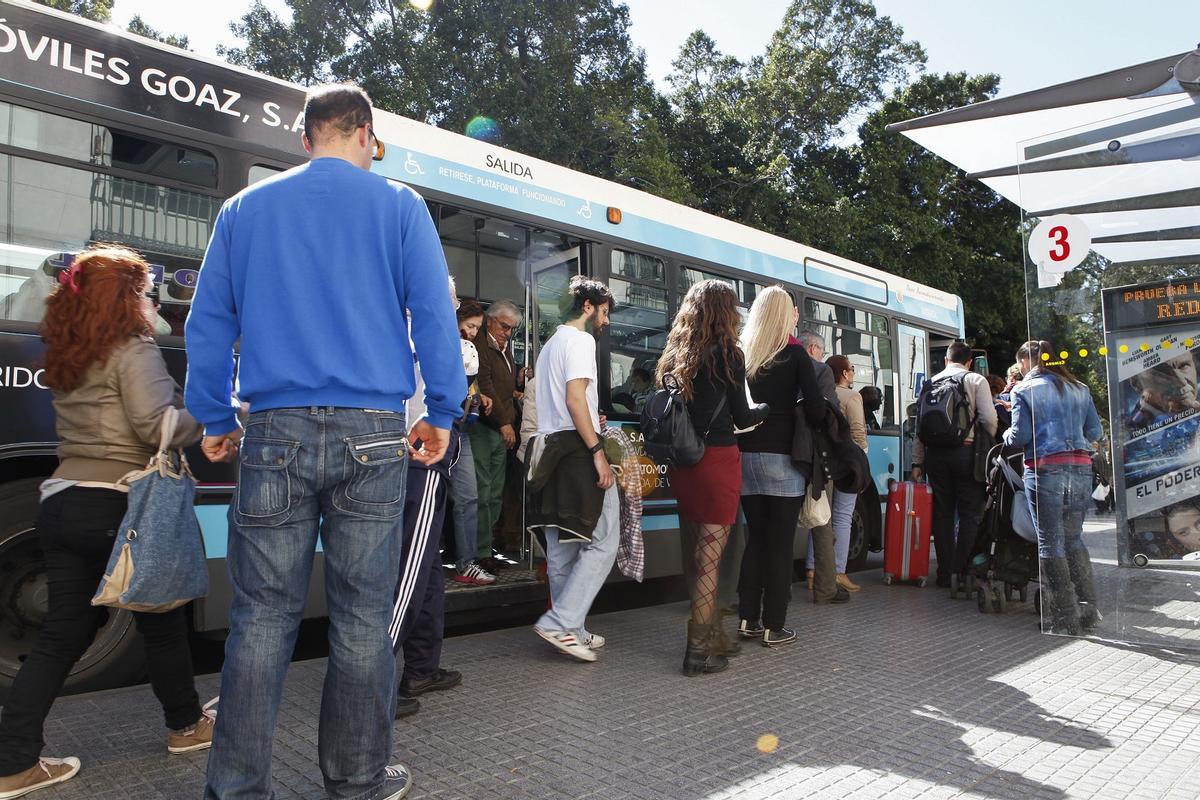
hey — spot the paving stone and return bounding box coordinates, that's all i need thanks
[18,567,1200,799]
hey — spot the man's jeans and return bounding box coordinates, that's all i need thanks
[925,444,986,580]
[205,408,407,800]
[1024,464,1091,559]
[806,488,857,574]
[537,484,619,635]
[450,425,479,570]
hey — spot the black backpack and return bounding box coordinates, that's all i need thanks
[916,372,976,447]
[639,375,726,468]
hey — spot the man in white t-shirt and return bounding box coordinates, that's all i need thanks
[531,275,617,663]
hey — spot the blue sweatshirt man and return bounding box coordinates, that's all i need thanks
[184,157,466,433]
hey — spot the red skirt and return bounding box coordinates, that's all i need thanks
[669,445,742,525]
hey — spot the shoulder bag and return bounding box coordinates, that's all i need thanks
[92,407,209,612]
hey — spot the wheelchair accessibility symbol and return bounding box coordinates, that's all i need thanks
[404,152,425,176]
[578,200,593,220]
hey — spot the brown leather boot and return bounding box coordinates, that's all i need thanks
[682,621,730,676]
[712,609,742,656]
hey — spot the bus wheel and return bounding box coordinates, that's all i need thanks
[0,479,145,699]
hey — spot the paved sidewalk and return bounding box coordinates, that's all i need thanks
[28,564,1200,799]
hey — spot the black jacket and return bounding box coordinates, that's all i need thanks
[525,430,605,542]
[794,398,870,497]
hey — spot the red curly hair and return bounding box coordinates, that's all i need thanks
[42,244,153,392]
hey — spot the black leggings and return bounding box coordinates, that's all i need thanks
[738,494,802,630]
[0,487,201,775]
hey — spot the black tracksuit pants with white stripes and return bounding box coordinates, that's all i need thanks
[390,428,458,682]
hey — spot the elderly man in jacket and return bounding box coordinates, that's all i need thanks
[472,299,521,572]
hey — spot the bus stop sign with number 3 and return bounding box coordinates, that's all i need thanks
[1029,214,1091,274]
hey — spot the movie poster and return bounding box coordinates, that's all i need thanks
[1103,279,1200,566]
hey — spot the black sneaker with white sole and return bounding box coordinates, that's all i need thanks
[738,619,765,639]
[381,763,413,800]
[762,627,797,647]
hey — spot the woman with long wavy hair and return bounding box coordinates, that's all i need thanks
[737,287,824,647]
[657,280,768,675]
[0,245,213,797]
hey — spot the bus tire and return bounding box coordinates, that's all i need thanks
[0,478,146,700]
[846,484,881,573]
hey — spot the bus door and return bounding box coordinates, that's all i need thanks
[897,324,928,478]
[520,247,582,562]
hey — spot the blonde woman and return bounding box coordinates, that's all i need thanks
[736,287,825,646]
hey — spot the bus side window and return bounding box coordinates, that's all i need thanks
[609,250,668,418]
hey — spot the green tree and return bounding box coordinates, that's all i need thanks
[663,0,925,227]
[32,0,112,22]
[220,0,689,194]
[127,14,189,49]
[805,72,1028,366]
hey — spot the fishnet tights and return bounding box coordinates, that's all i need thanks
[689,521,731,626]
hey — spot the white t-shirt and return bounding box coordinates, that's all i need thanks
[535,325,599,435]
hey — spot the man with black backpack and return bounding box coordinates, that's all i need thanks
[911,342,998,589]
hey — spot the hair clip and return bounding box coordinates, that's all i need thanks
[57,262,83,294]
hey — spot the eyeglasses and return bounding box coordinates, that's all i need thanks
[495,320,516,333]
[364,124,385,162]
[142,288,160,307]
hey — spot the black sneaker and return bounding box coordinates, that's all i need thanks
[737,619,765,639]
[381,763,414,800]
[762,627,797,647]
[394,696,420,719]
[400,668,462,697]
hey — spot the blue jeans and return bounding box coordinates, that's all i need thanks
[450,425,479,570]
[205,408,408,800]
[806,488,856,573]
[537,484,619,635]
[1024,463,1091,559]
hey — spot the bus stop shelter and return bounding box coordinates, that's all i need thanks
[888,47,1200,649]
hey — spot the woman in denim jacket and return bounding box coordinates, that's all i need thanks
[1003,340,1104,635]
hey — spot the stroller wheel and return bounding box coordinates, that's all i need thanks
[976,586,989,613]
[1033,588,1041,614]
[994,585,1007,613]
[950,574,960,599]
[916,577,928,588]
[1018,586,1028,603]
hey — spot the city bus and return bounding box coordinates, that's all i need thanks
[0,0,964,693]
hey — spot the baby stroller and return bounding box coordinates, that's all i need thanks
[968,443,1039,613]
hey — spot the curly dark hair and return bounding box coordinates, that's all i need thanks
[41,244,153,392]
[656,279,742,400]
[456,299,485,323]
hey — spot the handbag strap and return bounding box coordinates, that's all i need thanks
[701,393,727,437]
[155,407,184,478]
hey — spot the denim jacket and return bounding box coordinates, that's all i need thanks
[1002,370,1102,462]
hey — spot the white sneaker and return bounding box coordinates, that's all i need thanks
[381,763,413,800]
[534,627,597,662]
[581,632,606,650]
[0,757,81,799]
[453,562,496,586]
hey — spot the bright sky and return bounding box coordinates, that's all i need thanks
[113,0,1200,100]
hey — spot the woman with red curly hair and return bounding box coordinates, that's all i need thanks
[0,245,213,798]
[657,280,768,676]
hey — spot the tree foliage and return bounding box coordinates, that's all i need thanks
[127,14,189,50]
[33,0,112,22]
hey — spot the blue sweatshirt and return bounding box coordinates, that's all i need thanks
[184,158,466,435]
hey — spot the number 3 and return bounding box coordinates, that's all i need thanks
[1049,225,1070,262]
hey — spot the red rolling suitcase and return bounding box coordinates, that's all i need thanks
[883,481,931,587]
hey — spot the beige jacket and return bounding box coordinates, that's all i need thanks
[53,336,204,483]
[836,385,868,451]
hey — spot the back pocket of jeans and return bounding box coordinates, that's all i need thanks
[236,438,301,525]
[335,432,407,517]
